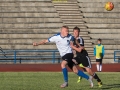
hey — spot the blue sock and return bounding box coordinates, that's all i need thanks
[77,70,89,80]
[62,68,68,82]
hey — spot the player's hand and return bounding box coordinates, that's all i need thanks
[33,42,38,46]
[72,59,78,65]
[70,42,74,48]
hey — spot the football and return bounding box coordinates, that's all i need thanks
[105,2,114,11]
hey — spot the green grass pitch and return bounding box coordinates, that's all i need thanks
[0,72,120,90]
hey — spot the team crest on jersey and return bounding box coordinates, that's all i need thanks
[67,40,70,45]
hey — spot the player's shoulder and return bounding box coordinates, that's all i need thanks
[49,33,60,39]
[51,33,61,38]
[54,33,60,36]
[101,44,104,47]
[77,36,84,42]
[67,34,74,40]
[67,34,73,37]
[78,36,84,40]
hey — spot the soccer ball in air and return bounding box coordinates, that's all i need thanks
[105,2,114,11]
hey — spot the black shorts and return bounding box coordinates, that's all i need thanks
[96,59,102,63]
[74,56,92,68]
[62,53,74,69]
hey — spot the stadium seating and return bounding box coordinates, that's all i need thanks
[0,0,63,50]
[77,0,120,63]
[0,0,120,63]
[0,0,63,63]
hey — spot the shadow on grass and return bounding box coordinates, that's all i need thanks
[93,84,120,89]
[103,84,120,89]
[74,84,120,90]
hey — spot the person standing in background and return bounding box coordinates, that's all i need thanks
[94,38,105,72]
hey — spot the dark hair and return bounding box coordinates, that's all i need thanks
[98,38,102,42]
[73,26,80,32]
[62,26,69,30]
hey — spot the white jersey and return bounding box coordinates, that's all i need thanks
[48,33,74,57]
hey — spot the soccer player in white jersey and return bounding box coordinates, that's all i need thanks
[33,26,93,88]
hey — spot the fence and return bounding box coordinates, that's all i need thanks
[0,50,61,64]
[114,50,120,62]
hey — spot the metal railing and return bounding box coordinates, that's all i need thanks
[0,50,61,64]
[114,50,120,62]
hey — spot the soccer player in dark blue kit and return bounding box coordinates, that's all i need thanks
[33,26,93,88]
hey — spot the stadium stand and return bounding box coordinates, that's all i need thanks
[77,0,120,63]
[0,0,63,63]
[53,0,94,61]
[0,0,120,63]
[0,0,63,50]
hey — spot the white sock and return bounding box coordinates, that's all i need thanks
[97,65,99,71]
[100,64,102,71]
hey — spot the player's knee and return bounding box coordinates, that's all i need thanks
[61,61,67,68]
[86,68,93,75]
[61,63,66,68]
[73,70,78,74]
[74,70,78,74]
[72,67,78,74]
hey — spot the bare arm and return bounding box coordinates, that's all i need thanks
[71,44,83,52]
[33,39,48,46]
[70,41,84,52]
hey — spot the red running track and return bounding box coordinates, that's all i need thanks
[0,63,120,72]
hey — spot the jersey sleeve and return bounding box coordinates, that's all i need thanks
[94,46,96,56]
[48,35,57,42]
[70,36,75,42]
[102,46,105,57]
[78,38,84,46]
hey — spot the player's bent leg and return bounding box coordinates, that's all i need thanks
[72,66,93,87]
[77,64,85,83]
[85,67,94,75]
[79,63,85,68]
[72,65,88,78]
[85,67,102,88]
[98,82,102,88]
[93,73,102,87]
[77,76,82,83]
[61,60,68,88]
[88,76,94,88]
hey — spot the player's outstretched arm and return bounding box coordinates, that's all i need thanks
[33,39,48,46]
